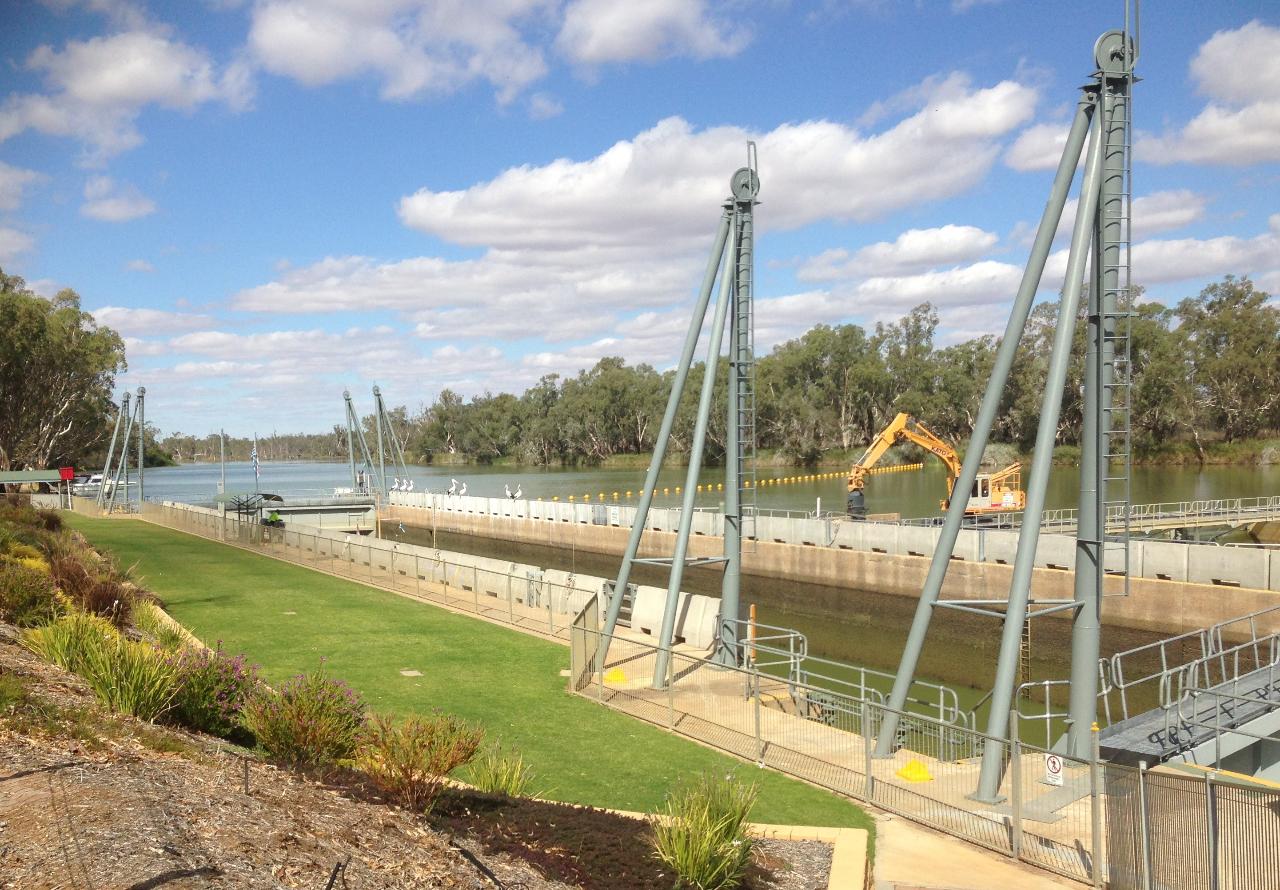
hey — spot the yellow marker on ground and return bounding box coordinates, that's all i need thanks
[603,667,627,684]
[896,759,934,783]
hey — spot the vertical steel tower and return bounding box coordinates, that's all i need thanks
[597,154,760,685]
[873,24,1138,802]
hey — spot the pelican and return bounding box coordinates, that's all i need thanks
[504,483,512,499]
[514,484,523,499]
[406,479,414,491]
[448,478,459,495]
[391,477,401,491]
[459,482,467,496]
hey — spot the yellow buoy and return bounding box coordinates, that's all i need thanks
[896,759,934,783]
[552,496,559,502]
[626,490,633,497]
[613,491,619,500]
[568,495,575,502]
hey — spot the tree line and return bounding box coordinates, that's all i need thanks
[2,267,1276,472]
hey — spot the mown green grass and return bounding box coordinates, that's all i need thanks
[66,514,873,830]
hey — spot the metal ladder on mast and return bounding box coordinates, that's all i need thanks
[733,151,758,551]
[1101,44,1135,598]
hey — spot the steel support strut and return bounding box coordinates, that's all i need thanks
[96,393,127,507]
[597,208,733,668]
[972,96,1107,803]
[873,94,1097,759]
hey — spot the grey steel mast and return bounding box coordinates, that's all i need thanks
[344,389,382,495]
[598,158,760,679]
[105,390,141,513]
[875,24,1137,804]
[96,393,128,507]
[136,386,145,505]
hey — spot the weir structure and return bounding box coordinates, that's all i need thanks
[875,20,1139,803]
[342,387,411,496]
[598,150,760,686]
[100,386,146,513]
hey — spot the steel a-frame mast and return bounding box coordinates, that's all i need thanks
[874,26,1137,802]
[372,385,412,490]
[344,389,382,496]
[597,153,760,686]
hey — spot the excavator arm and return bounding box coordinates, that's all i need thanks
[847,413,964,518]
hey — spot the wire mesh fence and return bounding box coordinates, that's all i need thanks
[131,501,601,642]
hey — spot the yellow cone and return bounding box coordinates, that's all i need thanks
[896,759,934,783]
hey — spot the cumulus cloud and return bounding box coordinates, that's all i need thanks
[81,175,156,221]
[556,0,750,65]
[797,225,999,281]
[248,0,551,103]
[0,30,251,162]
[92,306,215,335]
[1004,122,1071,172]
[125,258,155,272]
[1131,215,1280,285]
[1140,21,1280,166]
[0,161,45,211]
[0,226,35,264]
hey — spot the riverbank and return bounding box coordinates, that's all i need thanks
[63,514,873,829]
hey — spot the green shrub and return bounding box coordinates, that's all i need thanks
[357,712,484,812]
[166,644,259,741]
[241,667,365,773]
[468,743,536,798]
[651,773,759,890]
[0,670,31,713]
[79,635,178,721]
[22,612,177,721]
[22,610,118,674]
[0,561,59,626]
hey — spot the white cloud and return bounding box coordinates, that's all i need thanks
[0,227,35,264]
[0,161,45,210]
[1131,215,1280,285]
[0,30,251,162]
[528,92,564,120]
[92,305,215,335]
[1140,21,1280,166]
[248,0,550,103]
[1049,190,1210,244]
[81,176,156,221]
[557,0,750,65]
[1004,122,1070,172]
[125,258,155,272]
[797,225,999,281]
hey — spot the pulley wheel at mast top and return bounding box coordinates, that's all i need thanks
[730,167,759,201]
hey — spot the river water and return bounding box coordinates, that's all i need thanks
[139,459,1277,718]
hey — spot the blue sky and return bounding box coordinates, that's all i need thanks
[1,0,1278,436]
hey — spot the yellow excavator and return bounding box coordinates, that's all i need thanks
[846,412,1026,520]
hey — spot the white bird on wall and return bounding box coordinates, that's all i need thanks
[459,482,467,496]
[406,479,414,491]
[514,484,523,499]
[448,478,458,495]
[391,478,401,491]
[505,484,512,499]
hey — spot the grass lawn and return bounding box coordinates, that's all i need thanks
[67,515,873,831]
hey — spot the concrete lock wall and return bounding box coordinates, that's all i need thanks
[387,491,1280,593]
[385,492,1280,638]
[148,500,718,645]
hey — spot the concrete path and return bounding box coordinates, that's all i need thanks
[873,814,1084,890]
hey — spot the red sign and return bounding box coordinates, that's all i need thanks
[59,467,75,481]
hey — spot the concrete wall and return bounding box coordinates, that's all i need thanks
[388,491,1280,593]
[384,498,1280,639]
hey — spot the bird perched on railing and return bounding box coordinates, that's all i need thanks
[391,478,401,491]
[459,482,467,496]
[405,479,414,491]
[448,478,458,495]
[514,484,522,499]
[505,483,512,499]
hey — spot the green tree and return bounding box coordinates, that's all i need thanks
[1174,276,1280,443]
[0,271,127,470]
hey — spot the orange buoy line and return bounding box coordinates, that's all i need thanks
[535,462,924,502]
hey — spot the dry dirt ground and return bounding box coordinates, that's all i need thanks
[0,624,830,889]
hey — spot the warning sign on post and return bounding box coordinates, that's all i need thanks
[1044,753,1064,787]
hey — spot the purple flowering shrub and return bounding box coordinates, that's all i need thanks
[241,666,365,772]
[166,644,259,741]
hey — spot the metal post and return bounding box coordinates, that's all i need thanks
[973,99,1105,803]
[219,429,226,495]
[106,393,138,514]
[753,668,763,765]
[653,220,736,689]
[1205,772,1219,890]
[136,387,145,506]
[719,172,757,667]
[1090,723,1103,889]
[597,209,733,665]
[96,395,126,507]
[876,95,1097,758]
[345,396,357,489]
[1069,37,1132,758]
[863,702,875,800]
[1010,709,1023,861]
[1137,761,1153,890]
[373,385,386,494]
